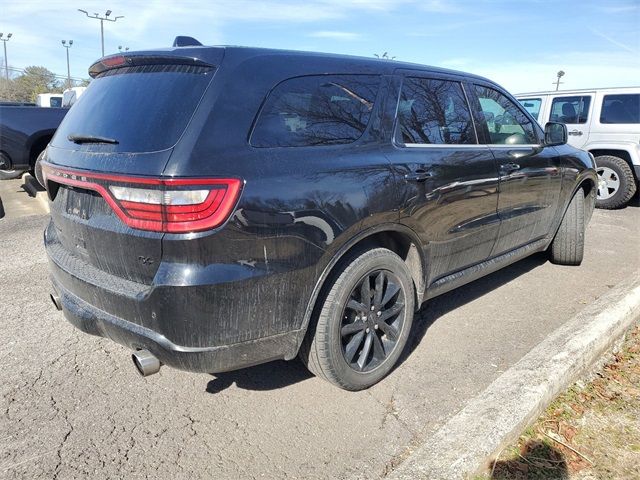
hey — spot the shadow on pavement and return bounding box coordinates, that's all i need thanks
[627,190,640,208]
[0,196,4,219]
[489,439,568,479]
[206,359,313,394]
[205,252,548,394]
[401,251,548,361]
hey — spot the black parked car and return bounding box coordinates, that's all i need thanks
[43,41,597,390]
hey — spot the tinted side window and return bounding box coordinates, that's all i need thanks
[396,78,475,145]
[600,94,640,124]
[474,86,537,145]
[518,98,542,121]
[50,97,62,108]
[251,75,380,147]
[550,96,591,124]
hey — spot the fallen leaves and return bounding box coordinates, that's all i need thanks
[486,324,640,480]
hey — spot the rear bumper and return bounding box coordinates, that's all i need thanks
[51,277,301,373]
[43,208,316,374]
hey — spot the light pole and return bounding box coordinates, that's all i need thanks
[77,9,124,57]
[0,33,12,81]
[62,40,73,88]
[553,70,565,91]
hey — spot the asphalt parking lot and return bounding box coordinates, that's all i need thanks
[1,177,639,479]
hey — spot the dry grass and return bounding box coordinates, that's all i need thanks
[479,323,640,480]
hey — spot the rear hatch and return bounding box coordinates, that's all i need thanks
[45,50,224,285]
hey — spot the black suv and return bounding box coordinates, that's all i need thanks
[43,41,597,390]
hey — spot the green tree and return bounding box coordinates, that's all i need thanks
[14,66,62,101]
[0,66,62,102]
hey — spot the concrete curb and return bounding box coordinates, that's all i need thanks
[388,273,640,480]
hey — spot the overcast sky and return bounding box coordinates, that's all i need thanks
[1,0,638,93]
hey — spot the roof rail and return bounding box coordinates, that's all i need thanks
[173,36,203,47]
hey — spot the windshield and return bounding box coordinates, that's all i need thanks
[518,98,542,121]
[52,64,214,152]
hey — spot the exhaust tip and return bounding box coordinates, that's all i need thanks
[50,293,62,311]
[132,349,161,377]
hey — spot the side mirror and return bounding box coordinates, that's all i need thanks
[544,122,567,146]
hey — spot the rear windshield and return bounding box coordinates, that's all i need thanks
[52,64,214,152]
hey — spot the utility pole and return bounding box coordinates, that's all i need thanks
[77,9,124,57]
[553,70,565,91]
[62,40,73,88]
[0,33,12,81]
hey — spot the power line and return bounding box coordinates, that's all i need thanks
[3,65,87,82]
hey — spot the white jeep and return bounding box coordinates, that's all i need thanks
[516,87,639,209]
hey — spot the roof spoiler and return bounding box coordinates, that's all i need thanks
[89,54,214,77]
[173,36,203,47]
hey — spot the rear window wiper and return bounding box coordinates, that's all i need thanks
[68,133,119,145]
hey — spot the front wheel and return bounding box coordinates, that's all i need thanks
[300,248,415,390]
[549,190,585,266]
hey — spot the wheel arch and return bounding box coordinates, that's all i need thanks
[577,176,597,223]
[552,173,597,243]
[292,223,426,357]
[589,148,636,179]
[27,130,55,169]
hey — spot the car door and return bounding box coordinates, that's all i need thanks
[469,83,562,256]
[387,72,501,283]
[547,93,594,149]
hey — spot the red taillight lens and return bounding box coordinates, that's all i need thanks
[42,163,242,233]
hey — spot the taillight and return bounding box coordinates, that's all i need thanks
[42,163,242,233]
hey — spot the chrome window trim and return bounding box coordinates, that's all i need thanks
[399,143,541,149]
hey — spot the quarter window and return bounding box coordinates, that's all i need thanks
[550,96,591,124]
[518,98,542,121]
[251,74,380,147]
[600,94,640,124]
[474,86,537,145]
[396,78,475,145]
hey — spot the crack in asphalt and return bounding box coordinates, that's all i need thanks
[50,394,73,480]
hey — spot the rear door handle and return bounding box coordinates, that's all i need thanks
[500,162,521,173]
[404,169,432,182]
[568,129,583,136]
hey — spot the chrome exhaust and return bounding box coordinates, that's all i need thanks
[132,349,161,377]
[50,293,62,311]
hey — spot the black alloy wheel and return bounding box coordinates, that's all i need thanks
[340,270,405,372]
[300,248,415,390]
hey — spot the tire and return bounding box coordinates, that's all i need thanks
[0,151,25,180]
[0,169,25,180]
[595,155,636,209]
[550,190,585,266]
[34,150,45,188]
[300,248,415,390]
